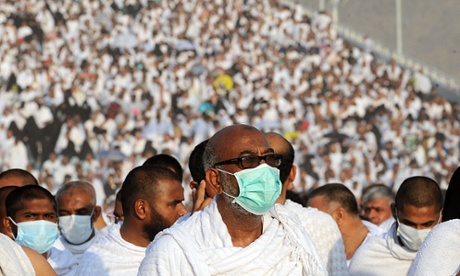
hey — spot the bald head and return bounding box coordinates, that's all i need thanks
[0,169,39,188]
[308,183,359,216]
[395,176,443,213]
[203,124,271,171]
[55,181,96,206]
[265,132,295,184]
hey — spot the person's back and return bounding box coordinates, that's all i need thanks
[349,176,443,275]
[139,124,326,275]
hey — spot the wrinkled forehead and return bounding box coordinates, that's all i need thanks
[214,127,272,160]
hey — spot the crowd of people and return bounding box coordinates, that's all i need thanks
[0,0,459,213]
[1,125,459,275]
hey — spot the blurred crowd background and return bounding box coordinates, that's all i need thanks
[1,0,459,211]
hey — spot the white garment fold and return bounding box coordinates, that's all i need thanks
[284,200,349,275]
[138,199,326,276]
[47,246,78,276]
[53,229,103,260]
[349,222,417,275]
[0,233,34,276]
[76,223,146,276]
[409,219,460,276]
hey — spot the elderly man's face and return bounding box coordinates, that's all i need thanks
[213,126,276,212]
[363,198,393,226]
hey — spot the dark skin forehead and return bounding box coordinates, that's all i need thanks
[265,132,290,155]
[210,125,273,162]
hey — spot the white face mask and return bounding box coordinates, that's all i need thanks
[396,222,431,251]
[59,213,94,245]
[396,212,440,252]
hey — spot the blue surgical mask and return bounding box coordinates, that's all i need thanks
[217,163,282,215]
[9,217,59,254]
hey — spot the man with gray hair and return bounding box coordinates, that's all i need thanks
[361,184,395,231]
[53,181,103,260]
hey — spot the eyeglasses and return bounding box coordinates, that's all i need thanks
[213,154,282,169]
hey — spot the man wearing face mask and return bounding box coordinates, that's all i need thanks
[349,176,443,275]
[3,185,78,275]
[139,124,326,275]
[53,181,103,261]
[76,166,187,275]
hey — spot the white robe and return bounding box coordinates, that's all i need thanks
[0,233,34,276]
[53,229,103,260]
[47,246,79,276]
[349,222,417,275]
[138,200,326,276]
[76,224,146,276]
[408,219,460,276]
[283,200,349,275]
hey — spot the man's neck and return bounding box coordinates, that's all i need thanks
[120,221,150,248]
[341,217,369,260]
[217,198,263,248]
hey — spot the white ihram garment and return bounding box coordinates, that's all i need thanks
[138,200,326,276]
[409,219,460,276]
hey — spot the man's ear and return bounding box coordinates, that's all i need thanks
[134,199,148,220]
[205,168,222,194]
[92,206,102,223]
[287,165,297,191]
[332,208,345,226]
[3,216,14,239]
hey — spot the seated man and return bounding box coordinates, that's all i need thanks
[76,166,187,275]
[349,176,443,275]
[139,124,326,275]
[361,184,395,231]
[265,132,348,274]
[308,183,382,266]
[53,181,104,260]
[3,185,77,275]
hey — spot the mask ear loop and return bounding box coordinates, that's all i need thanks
[8,217,18,239]
[216,168,238,200]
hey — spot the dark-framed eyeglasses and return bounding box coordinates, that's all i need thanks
[213,154,282,169]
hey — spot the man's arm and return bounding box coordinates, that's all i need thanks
[22,246,57,276]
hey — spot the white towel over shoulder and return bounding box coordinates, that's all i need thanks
[138,200,326,276]
[409,219,460,276]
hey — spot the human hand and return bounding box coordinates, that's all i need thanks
[191,180,213,214]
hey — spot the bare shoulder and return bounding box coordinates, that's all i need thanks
[22,246,57,276]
